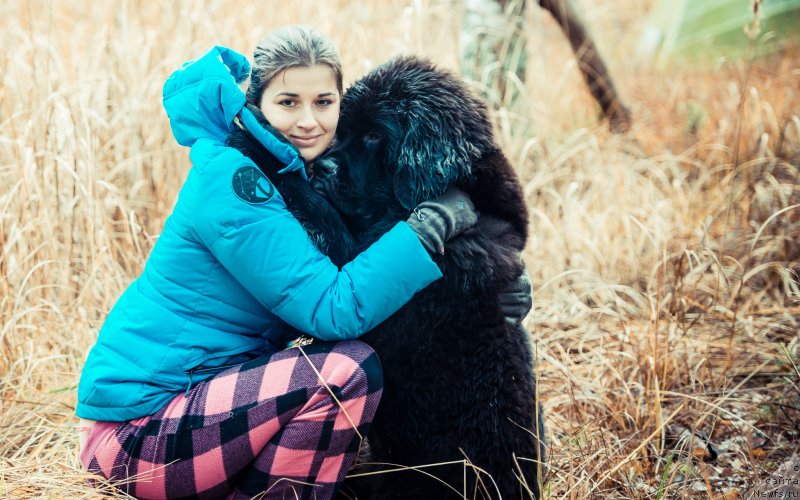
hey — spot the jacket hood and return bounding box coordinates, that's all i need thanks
[162,45,305,175]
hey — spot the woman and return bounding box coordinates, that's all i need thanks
[77,26,531,499]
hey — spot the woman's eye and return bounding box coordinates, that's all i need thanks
[278,99,296,107]
[316,99,334,107]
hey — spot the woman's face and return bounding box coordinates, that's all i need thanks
[259,64,340,162]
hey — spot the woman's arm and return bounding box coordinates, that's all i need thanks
[189,140,443,340]
[162,48,472,340]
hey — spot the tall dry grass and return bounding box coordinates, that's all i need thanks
[1,0,798,498]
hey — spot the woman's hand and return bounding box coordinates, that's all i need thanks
[162,46,251,146]
[405,187,479,255]
[499,264,532,325]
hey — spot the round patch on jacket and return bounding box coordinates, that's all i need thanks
[232,166,275,204]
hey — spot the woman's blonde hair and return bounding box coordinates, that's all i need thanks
[247,25,343,105]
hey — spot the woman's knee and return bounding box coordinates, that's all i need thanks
[320,340,383,398]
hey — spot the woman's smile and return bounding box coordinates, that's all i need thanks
[290,134,323,148]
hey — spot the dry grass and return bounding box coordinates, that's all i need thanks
[1,0,798,498]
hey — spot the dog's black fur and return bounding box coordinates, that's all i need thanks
[229,56,544,499]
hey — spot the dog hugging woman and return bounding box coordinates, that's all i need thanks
[76,26,532,499]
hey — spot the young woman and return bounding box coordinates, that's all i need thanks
[76,26,531,499]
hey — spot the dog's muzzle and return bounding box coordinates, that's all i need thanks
[310,157,339,197]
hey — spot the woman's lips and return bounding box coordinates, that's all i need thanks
[290,135,322,147]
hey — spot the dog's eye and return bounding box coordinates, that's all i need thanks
[363,131,382,145]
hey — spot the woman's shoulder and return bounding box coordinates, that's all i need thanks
[189,138,250,171]
[178,143,290,244]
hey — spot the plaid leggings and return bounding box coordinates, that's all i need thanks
[82,340,382,499]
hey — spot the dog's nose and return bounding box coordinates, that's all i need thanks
[310,168,338,198]
[314,157,339,177]
[311,157,339,197]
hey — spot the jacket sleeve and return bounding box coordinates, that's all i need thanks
[192,147,443,341]
[162,46,250,147]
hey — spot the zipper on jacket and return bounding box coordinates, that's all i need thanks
[184,362,243,397]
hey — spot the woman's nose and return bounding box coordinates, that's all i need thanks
[297,106,319,129]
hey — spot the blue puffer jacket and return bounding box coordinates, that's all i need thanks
[76,47,442,422]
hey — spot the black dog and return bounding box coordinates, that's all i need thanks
[229,57,544,499]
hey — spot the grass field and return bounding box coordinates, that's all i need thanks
[1,0,798,498]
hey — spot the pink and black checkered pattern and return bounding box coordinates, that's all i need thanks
[84,340,382,499]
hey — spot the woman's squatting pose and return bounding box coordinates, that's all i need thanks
[76,26,532,499]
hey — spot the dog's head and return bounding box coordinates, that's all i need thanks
[314,56,497,230]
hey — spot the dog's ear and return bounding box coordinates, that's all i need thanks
[390,105,472,211]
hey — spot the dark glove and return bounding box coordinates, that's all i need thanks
[499,263,532,325]
[406,188,479,255]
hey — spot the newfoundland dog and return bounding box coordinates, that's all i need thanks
[229,56,545,499]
